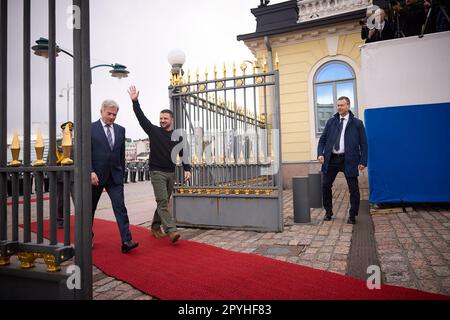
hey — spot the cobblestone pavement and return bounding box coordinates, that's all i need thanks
[372,206,450,296]
[5,177,449,298]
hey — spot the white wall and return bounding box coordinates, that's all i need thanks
[360,31,450,109]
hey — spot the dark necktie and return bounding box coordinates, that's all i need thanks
[106,125,114,150]
[334,118,345,152]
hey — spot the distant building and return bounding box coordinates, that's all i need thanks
[125,140,137,161]
[125,138,150,162]
[136,152,150,161]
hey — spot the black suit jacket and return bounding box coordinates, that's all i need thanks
[317,111,368,178]
[91,120,126,185]
[365,19,395,43]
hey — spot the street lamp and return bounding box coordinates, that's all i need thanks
[168,48,186,76]
[59,83,73,122]
[32,37,130,78]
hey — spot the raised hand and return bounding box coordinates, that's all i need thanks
[128,85,140,102]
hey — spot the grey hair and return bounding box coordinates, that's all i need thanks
[101,99,120,111]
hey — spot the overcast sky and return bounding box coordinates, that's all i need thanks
[6,0,284,140]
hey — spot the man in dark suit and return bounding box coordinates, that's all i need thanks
[91,100,138,253]
[364,8,395,43]
[317,96,368,224]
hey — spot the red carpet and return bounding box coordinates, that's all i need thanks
[32,218,449,300]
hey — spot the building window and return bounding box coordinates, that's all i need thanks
[314,61,357,134]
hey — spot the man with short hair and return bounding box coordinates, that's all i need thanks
[317,96,368,224]
[91,100,138,253]
[128,85,191,244]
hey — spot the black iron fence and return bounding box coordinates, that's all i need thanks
[170,63,283,231]
[0,0,92,300]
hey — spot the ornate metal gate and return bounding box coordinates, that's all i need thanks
[0,0,92,299]
[170,62,283,232]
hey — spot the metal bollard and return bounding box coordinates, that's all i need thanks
[308,172,323,208]
[292,176,311,223]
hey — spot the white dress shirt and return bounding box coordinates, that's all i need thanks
[333,113,349,154]
[100,119,115,147]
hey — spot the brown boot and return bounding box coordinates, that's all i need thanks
[168,231,180,244]
[151,227,166,239]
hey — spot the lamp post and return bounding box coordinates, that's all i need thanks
[32,37,130,78]
[59,83,73,122]
[167,49,186,131]
[168,48,186,84]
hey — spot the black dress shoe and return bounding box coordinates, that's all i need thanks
[323,212,333,221]
[121,241,139,253]
[347,217,356,224]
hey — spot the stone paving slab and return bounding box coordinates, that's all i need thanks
[373,205,450,296]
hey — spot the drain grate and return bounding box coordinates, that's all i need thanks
[255,245,306,256]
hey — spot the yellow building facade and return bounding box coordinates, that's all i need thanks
[238,0,368,187]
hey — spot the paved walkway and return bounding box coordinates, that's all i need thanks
[4,175,449,299]
[373,206,450,295]
[91,175,449,299]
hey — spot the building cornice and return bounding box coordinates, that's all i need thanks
[237,8,365,42]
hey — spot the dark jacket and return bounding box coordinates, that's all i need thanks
[400,3,426,37]
[365,19,395,43]
[132,100,191,173]
[317,111,368,177]
[91,120,126,185]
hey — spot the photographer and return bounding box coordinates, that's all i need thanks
[364,8,395,43]
[398,0,427,36]
[360,7,375,41]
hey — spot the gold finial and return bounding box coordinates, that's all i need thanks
[233,62,236,77]
[187,69,191,83]
[227,151,235,165]
[239,149,245,164]
[240,62,247,76]
[178,69,183,85]
[262,54,267,73]
[252,61,257,74]
[249,150,256,164]
[205,67,208,81]
[214,64,217,80]
[223,62,227,78]
[259,148,266,163]
[61,123,74,165]
[275,52,280,70]
[196,68,200,82]
[192,153,198,165]
[202,150,206,165]
[8,131,22,167]
[33,128,46,166]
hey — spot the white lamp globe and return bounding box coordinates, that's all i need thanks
[168,49,186,67]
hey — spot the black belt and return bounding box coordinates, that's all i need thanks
[332,153,345,158]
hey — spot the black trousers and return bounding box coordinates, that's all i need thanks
[322,154,360,218]
[92,176,132,243]
[57,181,74,224]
